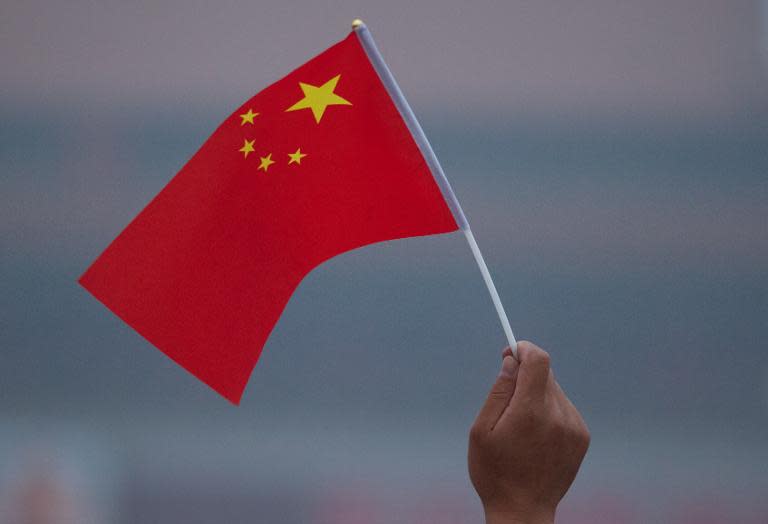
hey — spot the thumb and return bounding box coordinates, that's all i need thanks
[473,355,520,433]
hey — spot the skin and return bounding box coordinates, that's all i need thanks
[468,341,591,524]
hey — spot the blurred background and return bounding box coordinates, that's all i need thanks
[2,1,767,522]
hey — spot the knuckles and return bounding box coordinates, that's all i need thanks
[556,417,591,453]
[564,421,588,444]
[531,348,551,369]
[537,401,591,453]
[574,422,591,451]
[518,341,551,368]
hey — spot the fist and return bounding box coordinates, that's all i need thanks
[468,341,590,524]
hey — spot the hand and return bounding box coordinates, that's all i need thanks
[468,341,590,524]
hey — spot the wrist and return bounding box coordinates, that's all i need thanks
[483,505,555,524]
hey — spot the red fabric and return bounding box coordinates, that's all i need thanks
[79,32,459,404]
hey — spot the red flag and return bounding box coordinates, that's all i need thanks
[79,31,459,404]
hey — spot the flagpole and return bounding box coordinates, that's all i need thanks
[352,19,518,358]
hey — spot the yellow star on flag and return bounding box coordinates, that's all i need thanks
[258,153,275,172]
[239,139,255,158]
[239,109,259,125]
[287,148,307,165]
[285,74,351,123]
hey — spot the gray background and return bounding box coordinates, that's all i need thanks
[2,1,767,522]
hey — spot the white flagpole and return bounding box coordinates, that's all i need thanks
[353,19,518,358]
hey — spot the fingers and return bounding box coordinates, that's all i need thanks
[471,351,520,434]
[514,340,551,399]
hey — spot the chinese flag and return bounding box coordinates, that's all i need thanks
[80,31,459,404]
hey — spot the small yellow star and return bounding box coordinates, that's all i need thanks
[239,108,259,125]
[287,148,307,165]
[239,139,255,158]
[285,74,352,123]
[258,153,275,172]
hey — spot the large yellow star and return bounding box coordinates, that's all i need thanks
[239,108,259,125]
[287,148,307,165]
[285,74,352,123]
[258,153,275,172]
[239,139,255,158]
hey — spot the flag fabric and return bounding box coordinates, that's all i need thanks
[80,31,459,404]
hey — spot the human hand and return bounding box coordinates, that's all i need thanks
[468,341,590,524]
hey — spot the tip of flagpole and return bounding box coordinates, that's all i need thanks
[351,18,365,30]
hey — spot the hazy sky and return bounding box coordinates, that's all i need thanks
[2,0,766,118]
[2,0,766,271]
